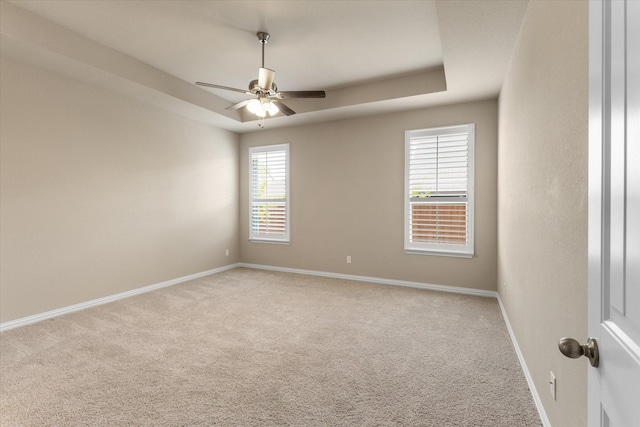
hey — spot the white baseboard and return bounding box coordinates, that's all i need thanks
[238,263,498,298]
[0,263,241,332]
[496,295,551,427]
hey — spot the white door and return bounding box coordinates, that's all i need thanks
[588,0,640,426]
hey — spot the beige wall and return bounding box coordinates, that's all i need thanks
[498,1,588,426]
[240,99,498,291]
[0,58,240,323]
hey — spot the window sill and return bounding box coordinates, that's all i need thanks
[249,238,290,245]
[405,249,474,259]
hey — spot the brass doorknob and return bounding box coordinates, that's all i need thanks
[558,337,599,367]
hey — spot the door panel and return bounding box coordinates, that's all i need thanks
[626,0,640,331]
[589,1,640,426]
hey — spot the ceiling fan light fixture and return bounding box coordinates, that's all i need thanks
[255,108,267,118]
[260,98,272,112]
[247,98,261,114]
[268,102,279,116]
[246,97,278,117]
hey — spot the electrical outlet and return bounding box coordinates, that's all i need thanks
[225,249,229,256]
[549,371,556,400]
[346,256,352,264]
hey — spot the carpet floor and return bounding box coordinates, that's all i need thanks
[0,268,541,426]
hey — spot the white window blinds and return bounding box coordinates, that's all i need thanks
[249,144,289,243]
[405,124,474,257]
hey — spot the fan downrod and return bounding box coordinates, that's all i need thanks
[257,32,270,69]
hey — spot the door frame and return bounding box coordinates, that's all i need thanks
[587,0,604,424]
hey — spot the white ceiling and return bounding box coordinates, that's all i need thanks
[0,0,529,133]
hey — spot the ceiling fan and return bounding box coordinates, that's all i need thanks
[196,32,326,118]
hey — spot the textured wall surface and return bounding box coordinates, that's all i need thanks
[498,1,589,425]
[0,58,240,322]
[240,99,498,291]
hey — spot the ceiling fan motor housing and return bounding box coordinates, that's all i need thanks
[249,80,277,94]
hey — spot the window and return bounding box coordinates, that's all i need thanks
[405,124,474,257]
[249,144,289,243]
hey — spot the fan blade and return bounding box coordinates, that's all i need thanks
[225,99,253,111]
[258,68,275,90]
[278,90,326,99]
[196,82,253,95]
[273,100,295,116]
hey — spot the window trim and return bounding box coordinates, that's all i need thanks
[248,143,290,244]
[404,124,475,258]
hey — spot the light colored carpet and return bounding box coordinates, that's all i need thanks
[0,268,541,426]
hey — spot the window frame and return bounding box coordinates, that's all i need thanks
[404,124,475,258]
[248,143,290,244]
